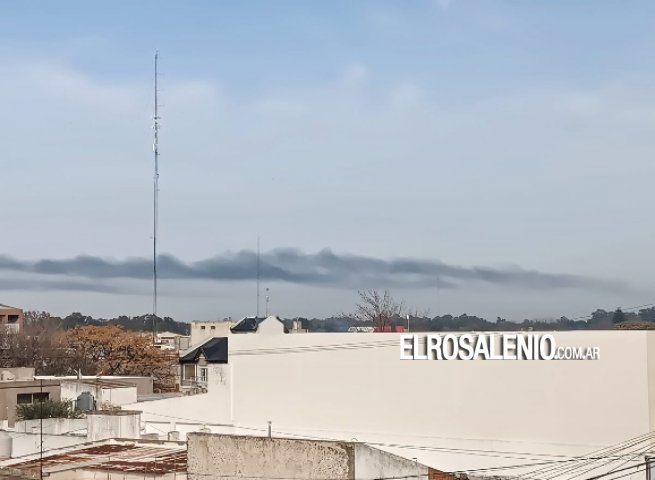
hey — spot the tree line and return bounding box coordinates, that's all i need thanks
[2,314,177,391]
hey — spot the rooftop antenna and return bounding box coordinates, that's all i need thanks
[256,237,261,318]
[152,51,161,342]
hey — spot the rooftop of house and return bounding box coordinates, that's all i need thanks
[230,315,288,333]
[60,378,136,389]
[156,331,189,338]
[179,337,228,364]
[0,304,21,312]
[1,439,186,476]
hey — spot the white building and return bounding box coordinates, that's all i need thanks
[60,378,138,409]
[127,331,655,475]
[190,320,234,347]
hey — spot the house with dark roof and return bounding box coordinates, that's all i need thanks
[179,337,228,389]
[230,315,288,334]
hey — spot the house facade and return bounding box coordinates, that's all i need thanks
[0,305,23,335]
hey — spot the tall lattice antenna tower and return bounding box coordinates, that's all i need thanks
[152,52,160,341]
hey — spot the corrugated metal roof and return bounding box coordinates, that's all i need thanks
[7,440,186,474]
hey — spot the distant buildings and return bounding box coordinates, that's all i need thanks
[155,331,191,351]
[0,305,23,335]
[189,316,305,347]
[230,315,287,334]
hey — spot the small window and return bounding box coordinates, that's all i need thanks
[33,392,49,403]
[210,326,215,330]
[17,392,49,404]
[200,326,206,330]
[199,367,208,383]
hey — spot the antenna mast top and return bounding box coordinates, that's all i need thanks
[152,52,160,341]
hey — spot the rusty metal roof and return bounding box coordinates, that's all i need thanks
[6,440,186,475]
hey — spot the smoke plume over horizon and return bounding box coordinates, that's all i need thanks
[0,248,622,294]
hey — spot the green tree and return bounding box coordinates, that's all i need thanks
[612,308,626,324]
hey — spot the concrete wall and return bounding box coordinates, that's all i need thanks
[354,444,428,480]
[188,433,354,479]
[8,432,86,458]
[187,434,429,480]
[87,411,141,441]
[130,331,655,472]
[14,418,86,436]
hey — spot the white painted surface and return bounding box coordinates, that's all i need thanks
[190,320,233,347]
[60,380,137,407]
[14,418,86,435]
[354,443,428,479]
[8,432,86,458]
[256,316,286,334]
[87,412,141,441]
[128,331,654,472]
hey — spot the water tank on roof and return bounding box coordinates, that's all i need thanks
[0,430,12,458]
[76,391,95,412]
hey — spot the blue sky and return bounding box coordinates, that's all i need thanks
[2,1,655,321]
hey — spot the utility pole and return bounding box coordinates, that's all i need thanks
[152,51,161,343]
[40,379,43,480]
[265,288,270,317]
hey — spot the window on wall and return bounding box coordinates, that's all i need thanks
[200,326,206,330]
[17,392,49,404]
[199,367,208,383]
[183,364,195,380]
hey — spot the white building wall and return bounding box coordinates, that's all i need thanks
[256,316,286,334]
[60,381,137,407]
[127,331,654,472]
[14,418,87,436]
[87,412,141,441]
[190,321,233,347]
[8,433,86,458]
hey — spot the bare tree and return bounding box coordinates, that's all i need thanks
[351,290,404,330]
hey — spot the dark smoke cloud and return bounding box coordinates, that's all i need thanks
[0,277,139,295]
[0,249,621,293]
